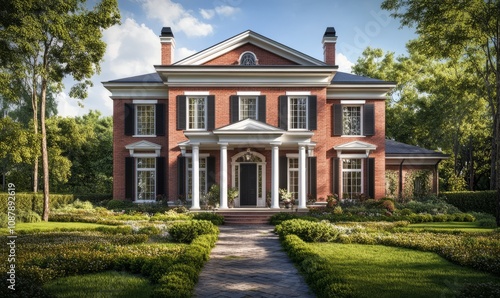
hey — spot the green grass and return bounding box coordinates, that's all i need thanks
[43,271,154,298]
[406,221,496,233]
[0,221,116,235]
[309,242,500,298]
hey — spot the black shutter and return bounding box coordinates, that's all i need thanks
[124,104,134,135]
[230,95,239,123]
[156,104,165,136]
[308,157,317,200]
[279,156,288,189]
[125,157,135,200]
[177,156,186,197]
[333,104,343,136]
[308,96,317,130]
[364,104,375,136]
[258,95,266,123]
[156,157,165,196]
[176,95,186,130]
[207,95,215,130]
[332,158,339,195]
[367,158,375,199]
[278,95,288,130]
[207,156,216,191]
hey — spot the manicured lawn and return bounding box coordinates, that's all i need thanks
[43,271,154,298]
[309,242,500,298]
[0,221,116,235]
[406,221,496,233]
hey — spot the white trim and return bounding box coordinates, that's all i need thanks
[238,96,258,121]
[237,91,261,96]
[132,153,158,158]
[182,153,210,158]
[135,104,156,136]
[341,100,365,105]
[286,91,311,96]
[133,135,156,138]
[340,158,364,199]
[133,99,158,104]
[186,96,207,131]
[286,153,299,158]
[288,96,309,131]
[184,91,209,96]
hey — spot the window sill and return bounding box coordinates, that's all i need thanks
[133,200,157,204]
[133,135,157,138]
[341,135,366,137]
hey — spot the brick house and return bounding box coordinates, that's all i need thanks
[103,27,447,209]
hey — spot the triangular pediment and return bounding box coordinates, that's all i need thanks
[125,140,162,150]
[334,141,377,151]
[175,30,325,66]
[214,118,284,133]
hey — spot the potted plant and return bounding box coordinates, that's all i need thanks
[279,188,293,209]
[227,187,238,208]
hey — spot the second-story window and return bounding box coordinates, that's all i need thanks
[136,105,155,135]
[289,97,308,130]
[239,97,257,120]
[342,106,361,136]
[188,97,206,130]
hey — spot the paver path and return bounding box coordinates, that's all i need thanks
[194,225,315,298]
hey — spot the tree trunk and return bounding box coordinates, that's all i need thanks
[31,78,39,193]
[41,78,49,221]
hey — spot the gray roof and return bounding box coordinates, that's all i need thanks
[105,72,161,83]
[386,139,448,158]
[332,72,393,84]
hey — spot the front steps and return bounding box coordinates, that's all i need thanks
[213,208,308,225]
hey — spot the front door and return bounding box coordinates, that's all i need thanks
[239,163,257,206]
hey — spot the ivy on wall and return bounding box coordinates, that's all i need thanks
[403,170,433,200]
[385,170,399,198]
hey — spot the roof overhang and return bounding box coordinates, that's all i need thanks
[102,82,168,99]
[154,65,336,87]
[386,155,449,166]
[327,84,396,100]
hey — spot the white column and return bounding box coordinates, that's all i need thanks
[190,143,200,210]
[298,144,307,209]
[271,142,281,209]
[219,143,228,209]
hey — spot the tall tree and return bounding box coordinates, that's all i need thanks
[0,0,120,220]
[381,0,500,225]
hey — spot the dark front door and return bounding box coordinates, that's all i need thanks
[239,163,257,206]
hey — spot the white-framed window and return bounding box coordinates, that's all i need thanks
[289,97,308,130]
[288,158,299,201]
[186,157,207,199]
[239,97,257,120]
[136,105,155,135]
[136,157,156,201]
[187,97,206,130]
[342,158,362,199]
[239,51,257,65]
[342,106,362,136]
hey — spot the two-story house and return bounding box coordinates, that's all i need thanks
[103,27,447,210]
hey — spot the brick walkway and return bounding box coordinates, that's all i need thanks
[194,225,315,298]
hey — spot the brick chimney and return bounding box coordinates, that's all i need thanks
[322,27,337,66]
[160,27,175,65]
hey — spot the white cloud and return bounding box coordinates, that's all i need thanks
[336,53,354,73]
[200,8,215,20]
[215,5,240,17]
[142,0,213,37]
[57,18,160,117]
[176,47,197,62]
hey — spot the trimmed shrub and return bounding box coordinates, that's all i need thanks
[106,199,134,210]
[442,191,496,215]
[269,212,300,225]
[168,220,219,244]
[275,219,340,242]
[192,212,225,225]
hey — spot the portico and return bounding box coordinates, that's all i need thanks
[179,118,315,210]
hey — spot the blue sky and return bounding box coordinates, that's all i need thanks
[58,0,416,117]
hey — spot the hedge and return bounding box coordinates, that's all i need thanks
[0,193,111,215]
[441,191,496,215]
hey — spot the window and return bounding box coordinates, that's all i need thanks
[239,97,257,120]
[288,158,299,201]
[342,106,361,135]
[136,158,156,201]
[240,52,257,65]
[188,97,206,130]
[342,159,362,199]
[136,105,155,135]
[289,97,308,130]
[187,157,207,199]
